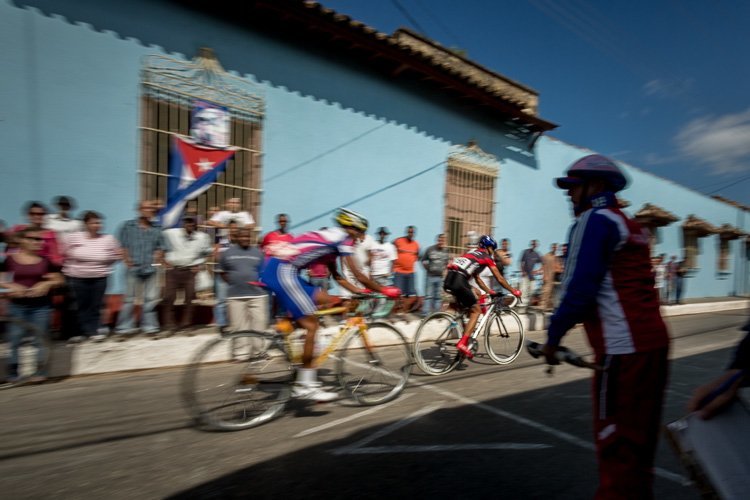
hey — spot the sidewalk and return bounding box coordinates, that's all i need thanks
[7,297,749,379]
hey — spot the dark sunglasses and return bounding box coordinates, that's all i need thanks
[25,236,44,241]
[29,211,46,216]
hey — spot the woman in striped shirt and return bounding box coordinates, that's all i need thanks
[62,211,122,342]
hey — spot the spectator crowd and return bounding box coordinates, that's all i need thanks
[0,194,691,383]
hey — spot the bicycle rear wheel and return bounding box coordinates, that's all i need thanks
[484,309,525,365]
[181,331,293,431]
[336,321,411,405]
[413,312,464,375]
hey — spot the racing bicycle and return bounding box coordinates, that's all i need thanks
[413,293,524,375]
[181,294,412,431]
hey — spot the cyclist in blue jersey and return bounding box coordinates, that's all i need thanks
[260,208,400,401]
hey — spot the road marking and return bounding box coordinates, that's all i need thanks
[331,402,444,455]
[338,443,552,454]
[294,393,414,438]
[415,381,687,485]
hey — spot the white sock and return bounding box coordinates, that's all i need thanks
[296,368,317,385]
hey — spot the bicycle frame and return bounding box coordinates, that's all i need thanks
[280,304,373,367]
[461,294,517,340]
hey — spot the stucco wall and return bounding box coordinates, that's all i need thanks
[1,0,747,297]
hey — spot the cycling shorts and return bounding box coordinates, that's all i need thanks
[260,257,317,319]
[443,270,477,309]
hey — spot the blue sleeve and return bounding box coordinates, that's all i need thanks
[547,212,620,347]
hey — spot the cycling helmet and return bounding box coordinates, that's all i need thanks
[477,235,498,252]
[334,207,368,232]
[555,154,628,192]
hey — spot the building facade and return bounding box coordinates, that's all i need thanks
[2,0,748,297]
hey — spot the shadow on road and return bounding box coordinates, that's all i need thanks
[166,347,735,499]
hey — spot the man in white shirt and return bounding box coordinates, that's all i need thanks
[161,215,212,335]
[341,231,375,297]
[45,196,83,236]
[207,198,254,230]
[369,227,397,286]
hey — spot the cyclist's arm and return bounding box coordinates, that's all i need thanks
[473,275,493,296]
[325,259,359,294]
[490,266,515,294]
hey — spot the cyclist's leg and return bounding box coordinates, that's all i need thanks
[261,258,336,401]
[444,272,479,357]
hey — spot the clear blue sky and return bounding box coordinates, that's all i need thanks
[321,0,750,206]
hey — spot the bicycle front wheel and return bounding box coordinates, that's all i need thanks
[181,331,293,431]
[336,321,411,405]
[413,312,463,375]
[484,309,525,365]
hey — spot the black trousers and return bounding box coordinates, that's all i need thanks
[67,276,108,337]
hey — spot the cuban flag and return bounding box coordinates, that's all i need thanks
[159,136,235,228]
[159,101,235,228]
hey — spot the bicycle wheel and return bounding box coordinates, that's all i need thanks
[181,331,293,431]
[336,321,411,405]
[413,312,464,375]
[484,309,525,365]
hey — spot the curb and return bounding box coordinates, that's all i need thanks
[5,299,748,379]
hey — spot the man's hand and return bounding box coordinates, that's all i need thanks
[541,343,560,365]
[687,370,743,420]
[512,289,522,298]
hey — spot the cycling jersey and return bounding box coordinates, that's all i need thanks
[447,249,496,278]
[548,192,669,355]
[265,227,354,268]
[260,227,354,319]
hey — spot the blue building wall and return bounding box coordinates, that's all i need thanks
[1,0,747,297]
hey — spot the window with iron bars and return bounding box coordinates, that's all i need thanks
[443,154,498,256]
[138,95,262,223]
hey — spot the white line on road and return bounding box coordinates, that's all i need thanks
[414,380,687,485]
[331,402,444,455]
[294,393,414,438]
[338,443,553,454]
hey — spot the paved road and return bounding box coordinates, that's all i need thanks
[1,309,748,499]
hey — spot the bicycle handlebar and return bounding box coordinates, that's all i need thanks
[526,340,602,371]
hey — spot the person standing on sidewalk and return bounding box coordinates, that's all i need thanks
[420,233,449,316]
[161,215,212,335]
[261,213,294,252]
[219,227,268,333]
[540,243,561,312]
[392,225,420,316]
[0,227,64,383]
[369,227,397,286]
[211,219,240,333]
[519,240,541,308]
[62,211,122,342]
[45,196,83,237]
[114,201,165,339]
[492,238,512,291]
[542,154,670,499]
